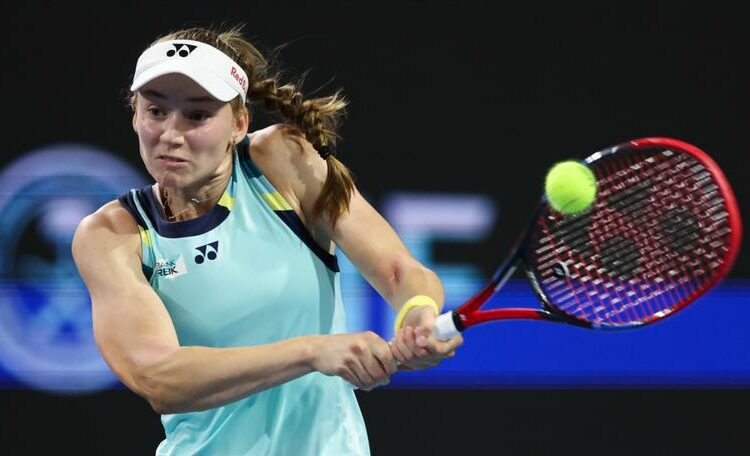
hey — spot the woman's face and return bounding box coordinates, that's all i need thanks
[132,73,246,190]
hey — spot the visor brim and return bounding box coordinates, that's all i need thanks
[130,61,239,102]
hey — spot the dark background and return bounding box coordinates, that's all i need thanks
[2,1,749,454]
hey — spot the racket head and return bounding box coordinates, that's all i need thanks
[524,137,742,329]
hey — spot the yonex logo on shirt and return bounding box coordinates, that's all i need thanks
[195,241,219,264]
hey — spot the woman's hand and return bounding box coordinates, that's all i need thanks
[389,305,463,370]
[310,332,398,390]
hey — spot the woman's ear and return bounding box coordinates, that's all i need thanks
[131,94,139,134]
[234,107,250,143]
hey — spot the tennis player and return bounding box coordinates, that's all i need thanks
[71,25,462,455]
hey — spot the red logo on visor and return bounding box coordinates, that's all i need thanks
[231,67,247,91]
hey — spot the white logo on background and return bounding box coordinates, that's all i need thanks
[155,255,188,279]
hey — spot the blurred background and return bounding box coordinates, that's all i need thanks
[1,1,749,454]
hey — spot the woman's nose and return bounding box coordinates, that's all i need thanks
[159,113,187,146]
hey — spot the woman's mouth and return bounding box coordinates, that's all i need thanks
[156,155,189,168]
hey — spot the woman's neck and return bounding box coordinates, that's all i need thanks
[155,170,232,222]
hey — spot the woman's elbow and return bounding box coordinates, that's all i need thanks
[132,365,177,415]
[131,371,161,413]
[389,256,440,293]
[148,398,171,415]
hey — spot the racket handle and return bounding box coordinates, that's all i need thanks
[433,311,460,340]
[347,314,459,390]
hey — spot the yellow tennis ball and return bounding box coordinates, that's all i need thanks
[544,161,597,214]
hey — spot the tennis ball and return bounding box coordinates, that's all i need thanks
[544,161,597,214]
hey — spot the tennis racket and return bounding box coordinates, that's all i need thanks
[433,137,743,339]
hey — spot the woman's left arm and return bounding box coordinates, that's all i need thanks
[323,186,463,369]
[252,125,462,369]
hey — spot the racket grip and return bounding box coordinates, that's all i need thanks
[347,314,459,390]
[433,311,460,340]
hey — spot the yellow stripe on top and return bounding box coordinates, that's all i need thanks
[262,192,293,211]
[138,225,153,247]
[217,191,235,210]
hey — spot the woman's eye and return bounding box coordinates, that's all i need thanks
[147,107,164,116]
[189,112,210,121]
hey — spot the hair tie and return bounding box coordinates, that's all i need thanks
[318,145,332,160]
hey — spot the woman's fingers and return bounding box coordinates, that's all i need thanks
[388,325,464,371]
[403,326,430,358]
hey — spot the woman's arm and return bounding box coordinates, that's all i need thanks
[72,202,395,414]
[250,126,445,312]
[252,125,463,369]
[326,187,463,368]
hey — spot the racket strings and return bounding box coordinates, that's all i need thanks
[606,153,728,320]
[587,152,722,322]
[547,199,727,281]
[609,152,698,321]
[532,147,733,327]
[536,151,687,246]
[543,216,701,323]
[536,161,716,273]
[539,198,725,281]
[537,206,707,269]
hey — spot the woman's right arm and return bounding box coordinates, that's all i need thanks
[71,202,396,414]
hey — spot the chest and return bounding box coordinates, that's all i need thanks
[146,208,336,346]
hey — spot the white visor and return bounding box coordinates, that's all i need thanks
[131,39,249,103]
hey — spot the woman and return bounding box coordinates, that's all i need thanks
[72,25,462,455]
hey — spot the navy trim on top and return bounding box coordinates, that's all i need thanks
[117,191,149,229]
[238,137,340,273]
[140,184,231,238]
[274,210,340,272]
[116,190,156,279]
[119,185,230,238]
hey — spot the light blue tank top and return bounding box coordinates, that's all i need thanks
[117,136,369,456]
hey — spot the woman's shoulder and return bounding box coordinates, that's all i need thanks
[247,124,328,206]
[73,199,140,251]
[248,124,320,161]
[71,199,146,295]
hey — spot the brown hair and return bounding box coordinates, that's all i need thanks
[131,24,354,226]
